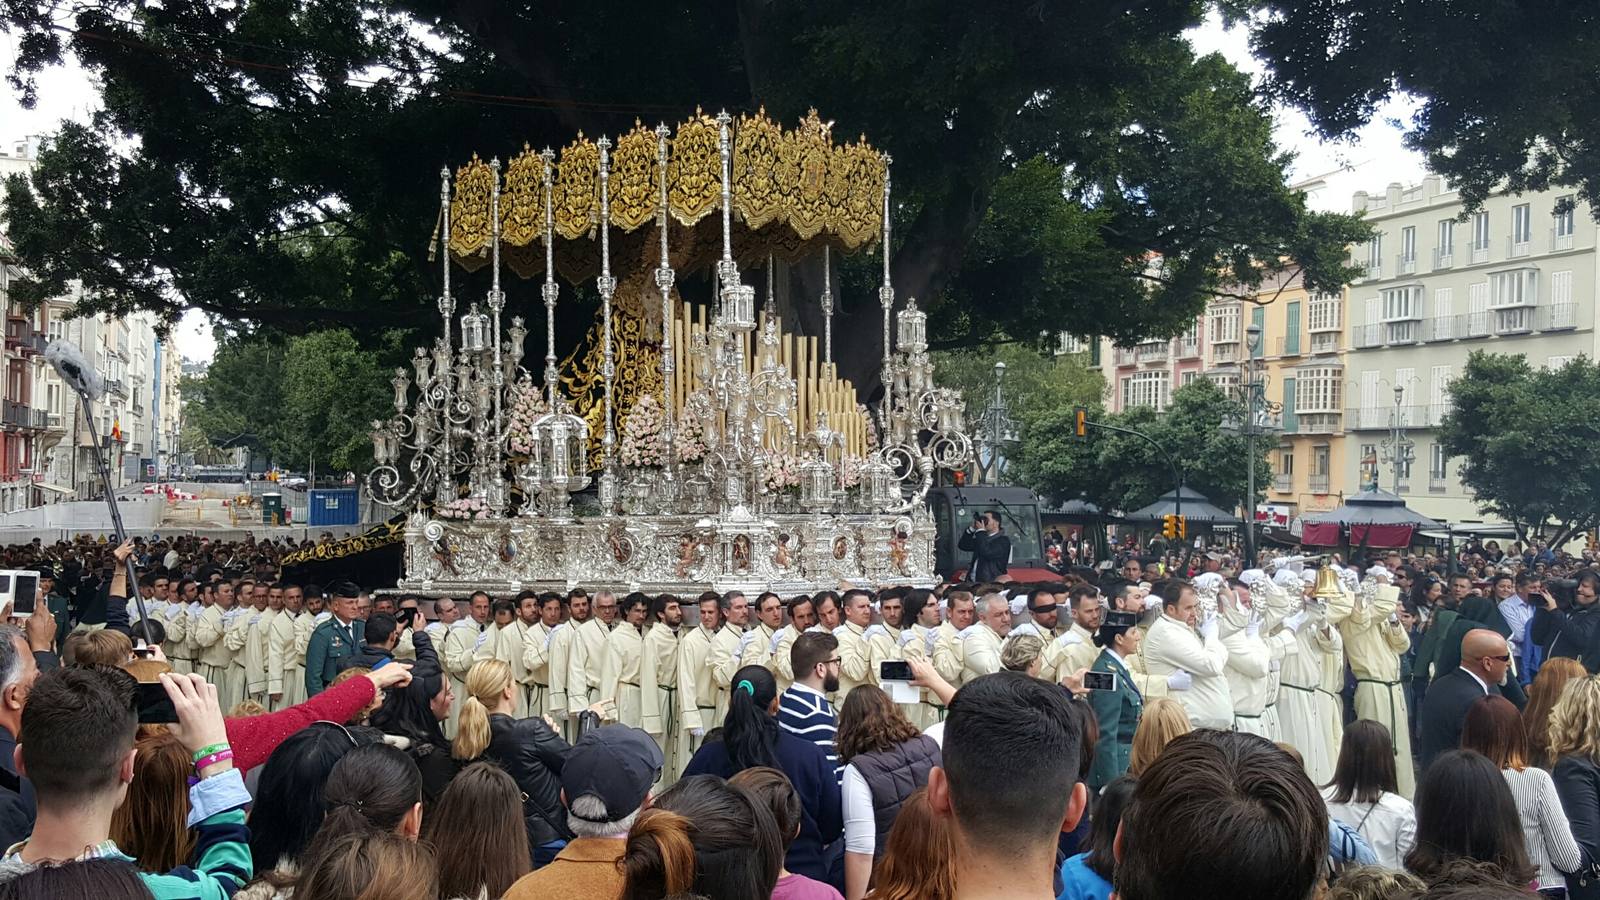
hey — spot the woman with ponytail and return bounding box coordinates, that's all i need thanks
[621,774,785,900]
[454,658,580,868]
[683,665,843,887]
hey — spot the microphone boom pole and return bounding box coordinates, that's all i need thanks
[47,339,152,644]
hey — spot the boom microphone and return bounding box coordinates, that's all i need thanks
[45,338,151,643]
[44,340,104,401]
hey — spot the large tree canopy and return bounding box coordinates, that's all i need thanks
[1437,351,1600,546]
[1247,1,1600,217]
[1012,378,1271,515]
[1,0,1367,393]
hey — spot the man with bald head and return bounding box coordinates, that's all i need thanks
[1417,628,1514,770]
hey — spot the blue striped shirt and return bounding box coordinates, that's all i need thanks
[778,683,840,782]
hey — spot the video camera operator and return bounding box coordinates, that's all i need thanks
[1530,569,1600,674]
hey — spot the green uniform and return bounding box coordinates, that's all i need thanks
[304,617,364,697]
[1087,648,1143,790]
[46,592,70,652]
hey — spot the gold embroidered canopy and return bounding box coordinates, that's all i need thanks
[445,107,886,283]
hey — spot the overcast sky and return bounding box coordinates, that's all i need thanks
[2,12,1429,364]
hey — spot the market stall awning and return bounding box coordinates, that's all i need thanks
[1299,487,1442,547]
[1123,486,1241,524]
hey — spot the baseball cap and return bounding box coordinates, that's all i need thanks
[561,725,664,823]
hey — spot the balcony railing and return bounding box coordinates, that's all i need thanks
[104,377,127,398]
[1471,243,1490,264]
[1552,227,1575,252]
[1508,236,1531,259]
[1292,412,1343,435]
[1433,248,1454,270]
[1396,253,1417,275]
[1309,332,1341,354]
[1309,474,1330,495]
[1212,343,1239,364]
[1429,476,1449,494]
[1177,341,1200,359]
[1,402,46,431]
[1345,404,1446,431]
[1352,323,1382,349]
[1135,342,1169,363]
[1275,336,1303,357]
[1542,302,1578,331]
[1273,474,1293,493]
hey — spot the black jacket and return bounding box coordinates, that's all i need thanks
[485,713,572,849]
[957,529,1011,582]
[1553,754,1600,900]
[1532,603,1600,673]
[338,643,397,672]
[1416,667,1498,773]
[0,727,33,852]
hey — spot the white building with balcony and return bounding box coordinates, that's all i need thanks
[1344,175,1597,521]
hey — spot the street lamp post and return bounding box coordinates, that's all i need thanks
[977,360,1018,485]
[1221,320,1280,566]
[1380,383,1415,495]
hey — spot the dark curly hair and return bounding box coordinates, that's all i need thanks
[836,684,922,763]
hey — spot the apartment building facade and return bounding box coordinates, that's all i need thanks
[1343,176,1597,522]
[4,137,177,503]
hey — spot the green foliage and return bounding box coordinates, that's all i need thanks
[1012,378,1271,516]
[185,328,392,473]
[1437,351,1600,545]
[0,0,1367,392]
[932,342,1104,426]
[1248,2,1600,216]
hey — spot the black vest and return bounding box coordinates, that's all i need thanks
[850,734,941,859]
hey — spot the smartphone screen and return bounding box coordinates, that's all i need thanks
[879,660,914,682]
[135,682,179,724]
[1082,671,1118,692]
[11,574,38,618]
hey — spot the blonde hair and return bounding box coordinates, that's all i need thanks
[228,699,269,718]
[1548,674,1600,764]
[1524,657,1587,767]
[1129,697,1191,775]
[453,659,511,761]
[1000,635,1044,674]
[1327,865,1423,900]
[77,629,134,667]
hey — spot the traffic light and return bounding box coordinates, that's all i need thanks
[1176,515,1187,540]
[1161,514,1178,540]
[1073,407,1088,438]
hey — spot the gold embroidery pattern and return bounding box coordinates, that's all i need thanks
[668,108,721,228]
[500,145,545,248]
[282,517,406,566]
[553,134,600,240]
[447,154,495,261]
[784,109,834,240]
[610,121,660,233]
[733,107,785,230]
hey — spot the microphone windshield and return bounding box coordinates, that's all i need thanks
[44,340,104,401]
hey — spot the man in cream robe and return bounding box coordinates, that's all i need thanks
[441,596,485,739]
[194,584,235,704]
[159,584,191,674]
[832,590,874,700]
[1008,586,1069,683]
[1141,579,1231,729]
[640,597,685,785]
[1338,565,1415,797]
[959,593,1011,686]
[567,591,616,718]
[266,593,301,711]
[932,591,975,689]
[219,584,252,712]
[708,591,749,725]
[243,594,280,707]
[1219,579,1295,738]
[680,595,721,755]
[601,595,650,728]
[1274,579,1342,785]
[739,593,785,672]
[517,594,560,719]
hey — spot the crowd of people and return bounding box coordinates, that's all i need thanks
[0,526,1597,898]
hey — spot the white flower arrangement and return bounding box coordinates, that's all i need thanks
[436,496,492,521]
[762,452,802,495]
[620,394,666,468]
[506,379,549,456]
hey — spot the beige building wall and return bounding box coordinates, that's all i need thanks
[1342,176,1599,523]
